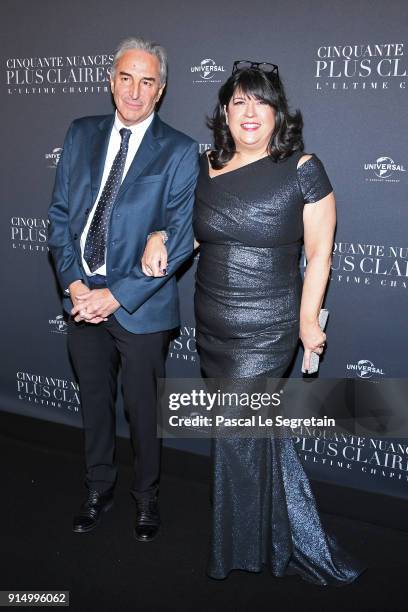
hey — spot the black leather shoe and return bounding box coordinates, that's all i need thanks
[134,497,160,542]
[72,489,114,533]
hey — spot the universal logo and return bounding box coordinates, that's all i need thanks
[45,147,62,168]
[191,59,225,83]
[346,359,385,379]
[49,315,68,334]
[364,156,406,183]
[168,326,197,362]
[314,43,407,91]
[16,371,80,413]
[6,53,113,95]
[11,216,48,253]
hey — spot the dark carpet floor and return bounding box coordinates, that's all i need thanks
[1,411,408,612]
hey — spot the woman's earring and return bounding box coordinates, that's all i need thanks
[224,108,229,126]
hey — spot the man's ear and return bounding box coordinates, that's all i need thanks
[156,84,165,103]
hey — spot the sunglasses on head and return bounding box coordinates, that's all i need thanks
[232,60,279,79]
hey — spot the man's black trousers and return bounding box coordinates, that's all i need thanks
[68,315,169,500]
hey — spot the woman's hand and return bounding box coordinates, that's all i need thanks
[68,280,90,307]
[300,320,326,372]
[141,233,168,277]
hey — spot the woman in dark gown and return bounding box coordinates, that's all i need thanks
[143,63,364,585]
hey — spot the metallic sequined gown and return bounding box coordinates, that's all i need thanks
[193,152,364,585]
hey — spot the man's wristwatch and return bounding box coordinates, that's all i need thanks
[147,230,168,244]
[65,280,83,295]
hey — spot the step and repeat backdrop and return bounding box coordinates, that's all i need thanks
[1,0,407,500]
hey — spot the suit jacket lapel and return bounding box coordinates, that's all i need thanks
[90,115,114,203]
[117,114,164,199]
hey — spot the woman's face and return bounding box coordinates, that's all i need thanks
[226,88,276,154]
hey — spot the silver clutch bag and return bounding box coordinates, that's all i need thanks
[301,308,329,374]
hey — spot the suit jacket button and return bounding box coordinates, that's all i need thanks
[85,208,90,216]
[73,233,78,239]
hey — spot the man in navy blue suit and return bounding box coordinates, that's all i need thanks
[48,37,199,541]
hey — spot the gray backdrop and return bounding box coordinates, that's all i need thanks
[1,0,407,501]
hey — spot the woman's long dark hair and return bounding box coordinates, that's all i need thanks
[208,68,304,169]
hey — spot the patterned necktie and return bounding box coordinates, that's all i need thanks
[84,127,132,273]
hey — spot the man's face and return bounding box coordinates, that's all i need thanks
[110,49,165,126]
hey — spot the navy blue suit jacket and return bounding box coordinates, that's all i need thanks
[48,113,199,333]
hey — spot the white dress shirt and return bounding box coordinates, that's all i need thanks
[80,111,155,276]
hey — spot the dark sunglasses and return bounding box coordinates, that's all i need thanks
[232,60,279,79]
